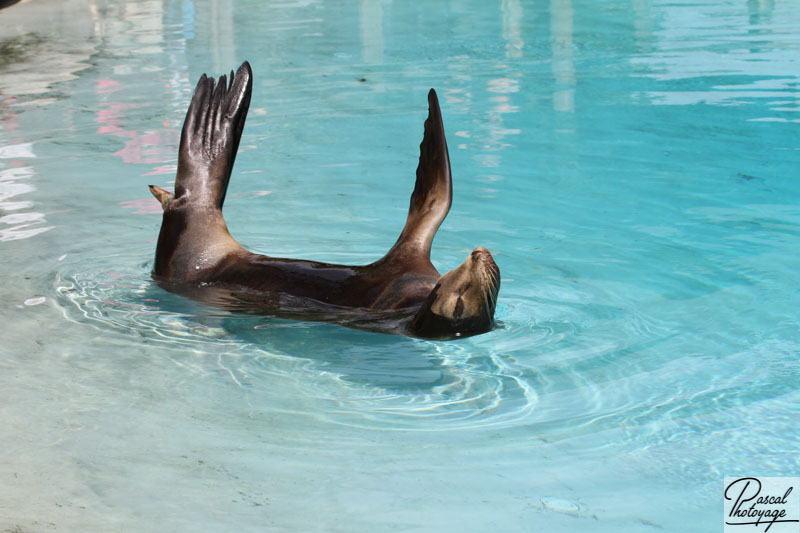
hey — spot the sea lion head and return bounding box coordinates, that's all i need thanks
[410,247,500,339]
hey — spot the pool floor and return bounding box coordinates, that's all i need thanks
[1,0,799,531]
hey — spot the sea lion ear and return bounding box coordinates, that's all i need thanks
[148,184,174,210]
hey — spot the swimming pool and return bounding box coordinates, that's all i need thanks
[1,0,798,530]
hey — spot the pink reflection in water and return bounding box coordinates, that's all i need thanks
[96,100,179,166]
[95,78,121,94]
[95,77,180,214]
[119,197,165,215]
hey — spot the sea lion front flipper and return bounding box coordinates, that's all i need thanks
[157,61,253,211]
[383,89,452,265]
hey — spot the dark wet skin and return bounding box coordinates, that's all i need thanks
[150,62,500,339]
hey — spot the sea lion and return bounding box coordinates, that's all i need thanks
[149,61,500,339]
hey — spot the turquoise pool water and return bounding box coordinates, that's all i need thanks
[1,0,798,530]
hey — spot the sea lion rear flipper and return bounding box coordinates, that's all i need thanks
[151,61,253,211]
[384,89,452,264]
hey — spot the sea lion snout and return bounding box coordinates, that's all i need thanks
[409,246,501,339]
[468,246,498,273]
[470,246,490,260]
[467,247,500,297]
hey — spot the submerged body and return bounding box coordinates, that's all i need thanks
[150,62,500,339]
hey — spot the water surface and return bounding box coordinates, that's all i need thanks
[1,0,799,531]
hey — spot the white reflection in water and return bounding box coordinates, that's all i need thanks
[631,0,800,119]
[501,0,524,59]
[0,165,52,242]
[0,143,34,159]
[360,0,384,65]
[550,0,575,113]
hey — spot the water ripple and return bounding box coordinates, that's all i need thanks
[307,345,540,431]
[53,250,540,431]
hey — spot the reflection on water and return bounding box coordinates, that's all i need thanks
[0,0,799,531]
[550,0,574,113]
[0,0,98,242]
[0,1,96,98]
[0,0,200,241]
[359,0,383,65]
[631,0,800,119]
[501,0,524,59]
[96,98,179,166]
[0,159,52,242]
